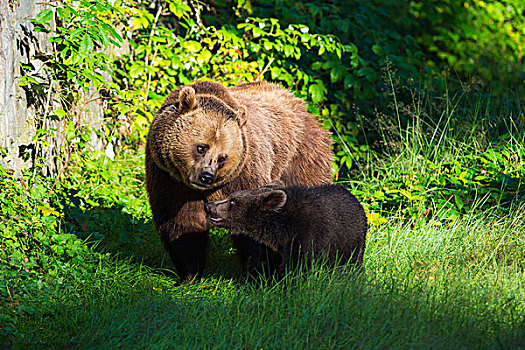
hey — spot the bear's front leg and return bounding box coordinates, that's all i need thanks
[145,158,210,283]
[156,196,209,283]
[167,231,209,283]
[160,196,208,283]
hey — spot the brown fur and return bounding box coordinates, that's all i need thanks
[205,183,367,274]
[145,81,333,282]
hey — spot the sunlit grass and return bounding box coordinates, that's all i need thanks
[2,181,524,349]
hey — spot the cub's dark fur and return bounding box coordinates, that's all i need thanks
[205,183,367,273]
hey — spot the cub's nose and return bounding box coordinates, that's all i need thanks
[199,171,215,185]
[204,202,211,214]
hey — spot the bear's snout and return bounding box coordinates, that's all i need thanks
[198,171,215,185]
[204,200,228,225]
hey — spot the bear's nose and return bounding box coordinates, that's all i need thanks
[204,202,211,214]
[199,171,215,185]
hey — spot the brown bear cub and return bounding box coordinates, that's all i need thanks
[204,182,367,275]
[145,81,333,282]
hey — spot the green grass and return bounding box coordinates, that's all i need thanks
[1,149,524,349]
[2,212,525,349]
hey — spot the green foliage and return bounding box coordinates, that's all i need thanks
[354,143,525,223]
[0,166,93,314]
[110,1,384,169]
[245,0,525,96]
[30,0,122,92]
[112,1,368,155]
[349,86,525,222]
[406,0,525,95]
[19,0,126,171]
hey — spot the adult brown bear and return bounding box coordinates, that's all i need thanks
[145,81,332,282]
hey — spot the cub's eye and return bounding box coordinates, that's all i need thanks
[196,144,208,155]
[218,155,228,164]
[229,199,235,207]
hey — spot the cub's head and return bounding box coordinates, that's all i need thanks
[204,183,287,232]
[149,85,248,190]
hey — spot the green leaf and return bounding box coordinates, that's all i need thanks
[129,63,146,77]
[184,41,202,53]
[169,1,191,18]
[56,7,66,20]
[271,67,281,80]
[79,35,94,56]
[454,193,464,211]
[101,23,123,44]
[344,75,355,88]
[19,76,39,86]
[357,67,377,82]
[197,50,212,65]
[34,9,53,25]
[69,28,85,41]
[252,27,266,38]
[39,205,60,217]
[55,108,67,118]
[115,103,130,115]
[330,65,347,83]
[372,45,385,56]
[97,26,110,48]
[308,81,326,104]
[312,62,323,70]
[283,45,293,57]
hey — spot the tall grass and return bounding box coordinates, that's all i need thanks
[3,208,524,349]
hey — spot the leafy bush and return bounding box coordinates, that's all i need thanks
[356,143,525,223]
[405,0,525,95]
[245,0,525,96]
[0,166,92,303]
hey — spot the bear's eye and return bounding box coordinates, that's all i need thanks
[196,144,208,155]
[218,155,228,164]
[229,199,235,207]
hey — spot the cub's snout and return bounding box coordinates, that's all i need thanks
[204,200,227,225]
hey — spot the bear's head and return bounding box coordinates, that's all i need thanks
[149,85,249,191]
[204,183,287,232]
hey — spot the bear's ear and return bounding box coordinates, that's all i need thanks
[260,190,287,211]
[235,105,248,127]
[179,87,197,113]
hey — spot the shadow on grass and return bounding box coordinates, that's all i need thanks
[62,202,241,281]
[7,265,525,349]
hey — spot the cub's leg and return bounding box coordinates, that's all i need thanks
[231,235,260,275]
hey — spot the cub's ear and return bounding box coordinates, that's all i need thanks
[235,105,248,127]
[179,87,197,113]
[260,190,287,211]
